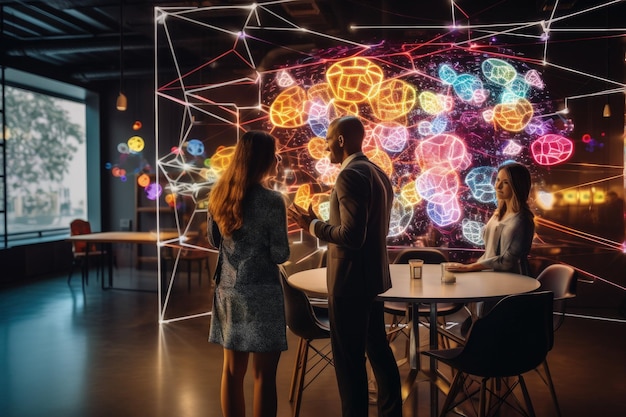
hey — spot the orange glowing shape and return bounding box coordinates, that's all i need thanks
[315,158,340,186]
[165,193,176,208]
[308,137,328,160]
[269,85,308,128]
[326,58,384,103]
[493,98,533,132]
[137,173,151,188]
[294,184,312,208]
[400,181,422,206]
[309,193,330,220]
[370,79,416,121]
[365,147,393,177]
[210,145,236,174]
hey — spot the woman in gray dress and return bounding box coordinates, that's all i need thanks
[207,130,290,417]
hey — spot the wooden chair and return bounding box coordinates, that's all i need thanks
[67,219,107,288]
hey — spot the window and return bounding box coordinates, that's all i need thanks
[0,68,98,247]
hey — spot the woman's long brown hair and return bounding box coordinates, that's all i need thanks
[208,131,277,236]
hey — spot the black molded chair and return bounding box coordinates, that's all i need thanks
[534,263,577,417]
[422,291,554,417]
[279,266,333,417]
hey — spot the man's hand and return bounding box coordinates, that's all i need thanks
[288,204,317,231]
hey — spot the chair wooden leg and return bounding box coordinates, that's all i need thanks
[478,378,488,417]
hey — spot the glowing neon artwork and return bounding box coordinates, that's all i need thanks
[452,73,484,102]
[530,134,574,166]
[117,143,129,154]
[294,184,312,208]
[465,166,498,204]
[145,183,162,201]
[154,1,626,258]
[186,139,204,156]
[137,173,150,188]
[369,79,416,121]
[307,137,328,159]
[127,136,145,153]
[372,122,408,153]
[269,85,308,128]
[536,191,555,210]
[415,134,471,171]
[427,199,461,227]
[524,70,545,90]
[276,70,295,88]
[481,58,517,86]
[326,58,384,103]
[493,98,534,131]
[462,219,485,246]
[419,91,445,115]
[503,140,523,156]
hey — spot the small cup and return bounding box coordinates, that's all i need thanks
[441,262,457,284]
[409,259,424,279]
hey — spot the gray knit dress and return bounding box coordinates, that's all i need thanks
[207,184,290,352]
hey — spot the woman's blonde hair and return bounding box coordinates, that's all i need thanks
[208,131,277,236]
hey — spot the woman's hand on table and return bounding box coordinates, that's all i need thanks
[445,263,483,273]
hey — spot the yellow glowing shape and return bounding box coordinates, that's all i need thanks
[579,190,591,204]
[493,98,533,132]
[210,145,236,174]
[137,173,150,188]
[365,147,393,177]
[294,184,312,208]
[370,79,416,121]
[400,181,422,206]
[326,58,384,103]
[127,136,145,152]
[418,91,444,115]
[594,191,606,204]
[563,190,577,204]
[308,137,328,160]
[165,193,176,207]
[270,85,308,128]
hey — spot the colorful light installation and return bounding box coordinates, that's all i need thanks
[155,2,624,250]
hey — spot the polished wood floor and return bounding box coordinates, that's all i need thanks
[1,261,625,417]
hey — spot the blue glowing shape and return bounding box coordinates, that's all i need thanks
[438,64,457,85]
[465,166,497,203]
[506,78,529,99]
[481,58,517,86]
[105,162,112,169]
[418,120,432,136]
[500,91,521,104]
[308,100,330,138]
[453,74,483,102]
[462,219,485,245]
[186,139,205,156]
[431,116,447,135]
[426,200,461,227]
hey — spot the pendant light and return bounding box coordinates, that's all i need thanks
[116,1,127,111]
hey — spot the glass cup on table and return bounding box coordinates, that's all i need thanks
[409,259,424,279]
[440,262,460,284]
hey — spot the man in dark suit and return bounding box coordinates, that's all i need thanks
[289,116,402,417]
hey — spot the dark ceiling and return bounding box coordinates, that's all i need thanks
[0,0,623,86]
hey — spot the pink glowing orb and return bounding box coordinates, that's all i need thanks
[415,134,471,171]
[372,122,408,153]
[415,166,460,205]
[530,134,574,166]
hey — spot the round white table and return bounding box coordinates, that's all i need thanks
[287,263,540,415]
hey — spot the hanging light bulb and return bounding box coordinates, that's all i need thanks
[116,0,127,112]
[603,102,611,118]
[116,93,127,111]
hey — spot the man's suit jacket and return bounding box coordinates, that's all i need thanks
[313,155,393,298]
